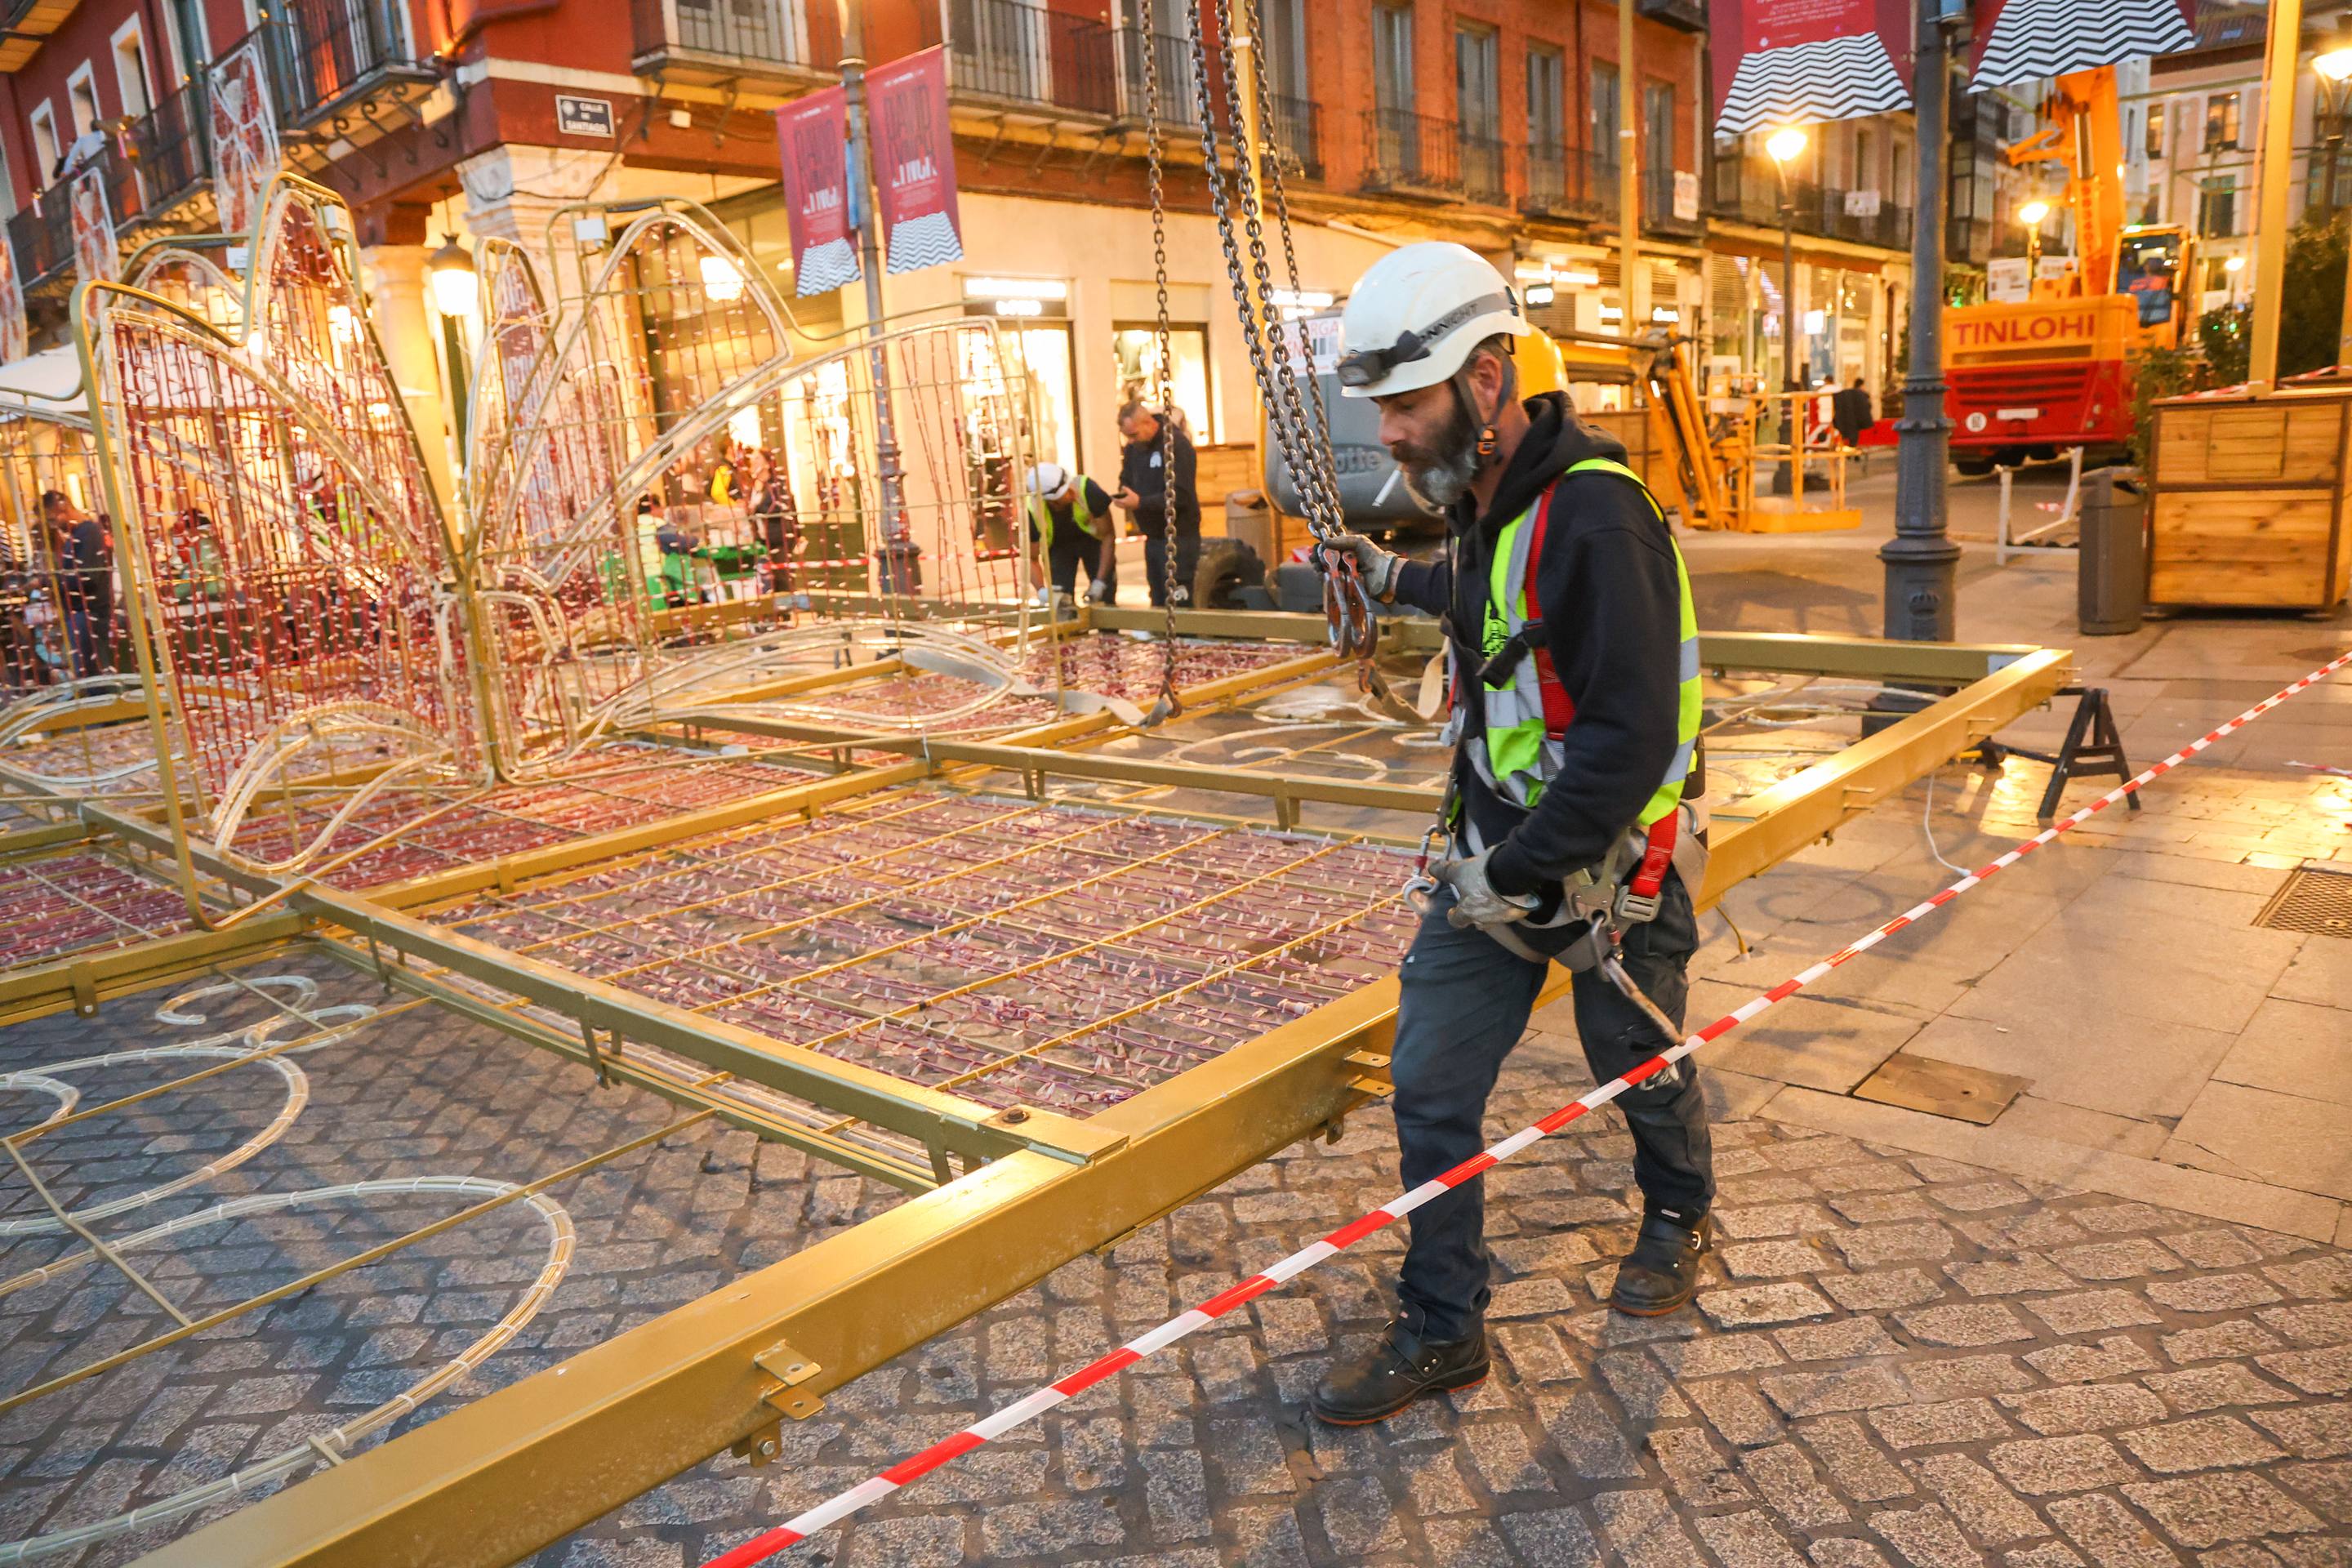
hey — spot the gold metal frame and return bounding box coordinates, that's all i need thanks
[65,621,2071,1568]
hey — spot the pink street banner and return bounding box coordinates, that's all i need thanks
[774,86,858,297]
[1971,0,2196,89]
[69,168,116,288]
[868,47,964,276]
[0,229,25,363]
[207,41,283,238]
[1708,0,1913,137]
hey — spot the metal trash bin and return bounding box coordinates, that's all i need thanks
[2078,468,2146,636]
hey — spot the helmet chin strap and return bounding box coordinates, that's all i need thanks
[1453,367,1500,466]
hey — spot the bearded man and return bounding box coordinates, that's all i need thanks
[1305,243,1714,1425]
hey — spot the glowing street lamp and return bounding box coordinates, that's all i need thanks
[2017,198,2051,278]
[426,234,477,319]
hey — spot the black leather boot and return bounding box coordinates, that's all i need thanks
[1610,1205,1711,1316]
[1308,1316,1490,1425]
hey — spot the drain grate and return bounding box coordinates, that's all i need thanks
[2255,865,2352,939]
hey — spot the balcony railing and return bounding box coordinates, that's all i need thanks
[1267,94,1321,179]
[1459,128,1508,204]
[1708,161,1913,249]
[8,82,216,291]
[1361,109,1461,198]
[121,80,212,221]
[6,187,73,292]
[1644,166,1699,235]
[952,0,1117,118]
[1117,24,1221,127]
[1524,149,1619,221]
[632,0,835,78]
[265,0,436,126]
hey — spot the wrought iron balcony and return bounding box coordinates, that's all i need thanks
[120,81,213,227]
[1644,165,1701,236]
[632,0,837,85]
[7,82,216,293]
[1266,94,1322,180]
[1524,149,1618,221]
[263,0,437,129]
[951,0,1118,119]
[1116,23,1219,128]
[1459,129,1508,205]
[1361,109,1462,200]
[1708,160,1913,249]
[1639,0,1709,30]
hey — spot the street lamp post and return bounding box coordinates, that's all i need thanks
[2018,198,2051,287]
[1881,0,1964,648]
[1766,126,1807,496]
[2318,39,2352,365]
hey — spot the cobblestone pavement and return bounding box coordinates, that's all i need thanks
[548,1022,2352,1568]
[0,956,906,1566]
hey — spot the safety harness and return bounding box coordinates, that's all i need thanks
[1412,457,1708,969]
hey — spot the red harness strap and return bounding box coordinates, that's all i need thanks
[1522,480,1576,737]
[1528,478,1677,902]
[1630,811,1678,900]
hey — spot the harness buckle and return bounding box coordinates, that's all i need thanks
[1476,617,1544,689]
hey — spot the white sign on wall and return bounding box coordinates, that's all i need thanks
[1844,188,1882,216]
[1988,256,2030,302]
[1673,170,1700,222]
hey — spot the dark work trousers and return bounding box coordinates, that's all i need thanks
[1392,869,1711,1341]
[1141,528,1199,608]
[1046,532,1112,599]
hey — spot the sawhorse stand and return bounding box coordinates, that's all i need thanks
[1976,687,2139,822]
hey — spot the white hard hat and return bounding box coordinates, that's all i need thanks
[1025,462,1069,497]
[1337,242,1529,398]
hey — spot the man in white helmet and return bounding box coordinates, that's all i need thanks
[1307,242,1713,1426]
[1023,462,1117,607]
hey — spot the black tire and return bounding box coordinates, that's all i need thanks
[1953,457,1996,479]
[1193,537,1267,611]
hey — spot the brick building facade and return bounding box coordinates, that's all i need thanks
[0,0,1922,480]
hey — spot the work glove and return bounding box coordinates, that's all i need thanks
[1439,850,1539,933]
[1316,532,1404,604]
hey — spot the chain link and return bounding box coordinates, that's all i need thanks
[1184,0,1373,670]
[1137,0,1183,709]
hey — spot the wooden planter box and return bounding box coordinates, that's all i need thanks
[2148,385,2352,612]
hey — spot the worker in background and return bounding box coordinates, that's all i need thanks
[1115,400,1198,608]
[42,489,111,678]
[637,493,699,609]
[1024,462,1116,608]
[1307,243,1712,1426]
[1833,375,1875,471]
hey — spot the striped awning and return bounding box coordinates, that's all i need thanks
[1971,0,2199,88]
[1716,34,1913,136]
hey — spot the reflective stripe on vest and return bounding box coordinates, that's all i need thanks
[1465,457,1700,826]
[1027,485,1102,541]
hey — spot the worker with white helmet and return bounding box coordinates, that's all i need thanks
[1023,461,1117,608]
[1307,242,1712,1426]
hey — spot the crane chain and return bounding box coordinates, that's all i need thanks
[1136,0,1183,714]
[1187,0,1372,670]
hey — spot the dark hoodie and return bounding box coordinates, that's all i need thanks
[1388,391,1686,898]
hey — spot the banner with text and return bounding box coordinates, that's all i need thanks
[775,86,858,297]
[1971,0,2195,89]
[207,41,283,239]
[1708,0,1912,137]
[869,47,964,275]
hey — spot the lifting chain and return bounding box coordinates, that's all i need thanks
[1136,0,1184,717]
[1183,0,1377,681]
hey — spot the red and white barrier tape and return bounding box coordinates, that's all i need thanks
[704,648,2352,1568]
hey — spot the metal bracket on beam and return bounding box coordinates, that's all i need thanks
[753,1339,826,1422]
[977,1105,1129,1165]
[1343,1048,1393,1098]
[67,962,96,1018]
